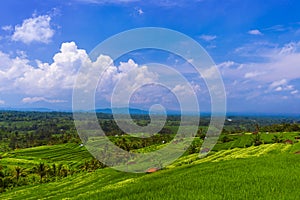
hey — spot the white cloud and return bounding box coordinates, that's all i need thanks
[2,25,13,31]
[12,15,54,44]
[11,42,89,95]
[172,84,190,95]
[216,40,300,103]
[137,8,144,15]
[0,41,160,107]
[285,85,294,90]
[201,66,219,79]
[269,79,287,89]
[107,62,159,106]
[217,61,236,68]
[172,82,200,96]
[244,71,265,78]
[0,100,5,105]
[0,40,202,109]
[199,34,217,41]
[279,42,297,55]
[264,25,285,32]
[291,90,298,95]
[230,41,300,83]
[22,97,67,103]
[248,29,263,35]
[275,86,282,91]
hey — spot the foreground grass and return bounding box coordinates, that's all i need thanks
[1,143,299,200]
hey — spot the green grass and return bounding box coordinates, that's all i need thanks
[213,132,300,151]
[1,143,300,200]
[167,143,295,168]
[0,143,93,168]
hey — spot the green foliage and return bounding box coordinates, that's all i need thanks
[252,133,263,146]
[1,111,300,198]
[0,147,299,199]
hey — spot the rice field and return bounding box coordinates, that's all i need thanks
[0,143,93,168]
[1,142,300,200]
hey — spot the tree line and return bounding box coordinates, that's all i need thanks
[0,158,106,193]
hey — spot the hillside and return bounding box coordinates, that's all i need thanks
[1,143,300,200]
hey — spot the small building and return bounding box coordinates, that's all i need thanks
[146,167,159,173]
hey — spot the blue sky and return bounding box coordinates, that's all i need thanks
[0,0,300,114]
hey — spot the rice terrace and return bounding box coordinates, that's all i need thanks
[1,0,300,199]
[0,112,300,199]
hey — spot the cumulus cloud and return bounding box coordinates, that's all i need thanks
[106,61,159,106]
[0,100,5,105]
[22,97,67,103]
[0,41,163,107]
[248,29,263,35]
[1,42,89,95]
[199,34,217,41]
[12,15,54,44]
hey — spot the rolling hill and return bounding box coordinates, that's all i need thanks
[1,142,300,200]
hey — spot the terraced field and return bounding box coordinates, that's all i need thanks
[213,132,300,151]
[168,142,300,168]
[0,143,93,168]
[1,142,300,200]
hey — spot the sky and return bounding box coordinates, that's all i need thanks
[0,0,300,114]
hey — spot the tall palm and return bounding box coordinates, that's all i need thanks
[52,164,56,176]
[57,163,63,177]
[36,163,47,183]
[14,166,22,183]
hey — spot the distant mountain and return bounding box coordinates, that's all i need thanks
[1,107,297,117]
[0,107,56,112]
[94,108,201,115]
[95,108,149,115]
[0,107,201,115]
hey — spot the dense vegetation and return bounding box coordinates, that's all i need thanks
[1,143,299,199]
[0,111,300,198]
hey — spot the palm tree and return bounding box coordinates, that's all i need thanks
[52,164,56,177]
[57,163,63,177]
[36,163,47,183]
[60,166,68,177]
[14,166,22,183]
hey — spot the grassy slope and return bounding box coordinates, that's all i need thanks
[1,143,300,200]
[0,143,92,168]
